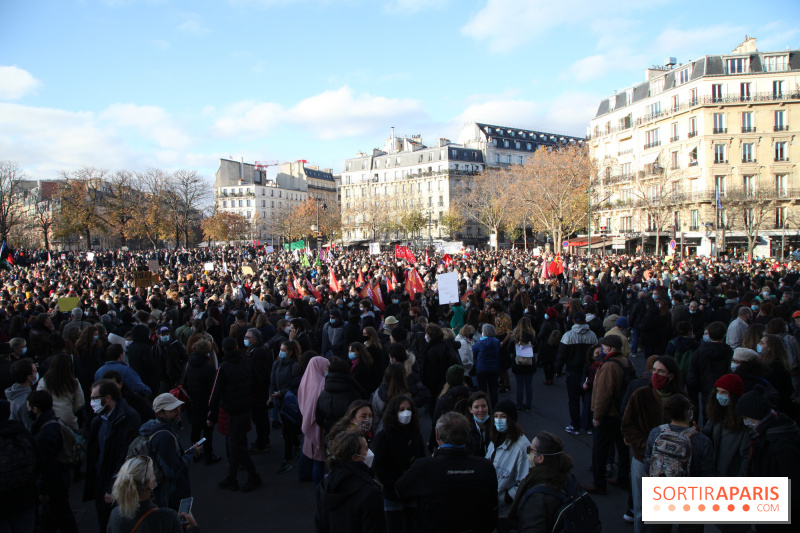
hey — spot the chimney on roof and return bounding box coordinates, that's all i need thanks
[732,36,757,54]
[664,57,677,68]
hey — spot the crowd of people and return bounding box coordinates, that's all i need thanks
[1,245,800,532]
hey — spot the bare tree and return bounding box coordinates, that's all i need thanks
[30,197,56,250]
[722,188,776,259]
[132,169,172,249]
[628,153,682,255]
[164,170,211,248]
[0,161,26,242]
[454,168,514,250]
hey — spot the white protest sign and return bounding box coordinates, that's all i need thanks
[86,252,95,261]
[203,262,214,271]
[265,246,274,254]
[251,293,265,313]
[437,271,459,305]
[369,243,380,255]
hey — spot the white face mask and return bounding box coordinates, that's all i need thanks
[398,410,412,425]
[357,448,375,468]
[91,398,105,414]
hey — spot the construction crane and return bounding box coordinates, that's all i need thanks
[254,160,279,172]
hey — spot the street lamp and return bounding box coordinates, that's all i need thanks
[313,199,327,250]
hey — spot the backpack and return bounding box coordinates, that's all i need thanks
[0,431,37,492]
[443,386,471,417]
[648,424,696,477]
[520,476,601,533]
[605,357,637,409]
[667,340,694,382]
[42,419,84,464]
[127,429,178,483]
[547,328,562,346]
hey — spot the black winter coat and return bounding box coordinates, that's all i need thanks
[420,339,455,398]
[396,446,498,533]
[127,325,159,394]
[83,398,142,501]
[314,461,386,533]
[32,410,70,496]
[373,425,426,502]
[246,344,273,406]
[0,420,38,518]
[686,341,733,410]
[315,372,367,433]
[208,353,262,422]
[184,353,216,426]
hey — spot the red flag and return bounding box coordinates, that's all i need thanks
[359,283,373,301]
[357,271,365,287]
[443,254,453,268]
[405,247,417,264]
[548,256,564,276]
[329,269,342,294]
[392,271,399,289]
[305,277,322,300]
[395,245,403,259]
[293,275,305,295]
[407,269,424,298]
[385,272,394,292]
[286,279,299,300]
[371,283,385,311]
[425,250,430,267]
[461,289,473,304]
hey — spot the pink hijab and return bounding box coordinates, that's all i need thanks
[298,356,328,461]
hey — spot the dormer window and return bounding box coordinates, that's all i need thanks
[764,55,789,72]
[726,57,749,74]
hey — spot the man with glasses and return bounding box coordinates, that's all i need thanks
[83,379,141,533]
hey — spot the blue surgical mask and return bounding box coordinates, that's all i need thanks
[244,339,250,347]
[757,344,764,354]
[731,361,740,372]
[278,351,287,359]
[751,305,759,312]
[93,335,99,342]
[21,347,27,355]
[474,414,490,424]
[330,319,336,325]
[348,352,357,361]
[544,313,549,320]
[716,393,730,407]
[703,334,711,343]
[494,418,508,433]
[160,335,170,343]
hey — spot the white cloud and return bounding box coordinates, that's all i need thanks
[384,0,446,15]
[452,91,597,137]
[0,66,42,100]
[99,103,192,150]
[213,86,427,140]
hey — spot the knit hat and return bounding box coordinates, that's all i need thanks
[572,311,586,323]
[446,365,466,386]
[615,316,629,328]
[545,307,558,319]
[733,347,759,362]
[735,385,773,420]
[792,310,800,319]
[599,335,623,350]
[494,399,518,422]
[714,374,744,398]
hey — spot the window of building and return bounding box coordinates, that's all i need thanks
[503,140,509,148]
[428,197,432,207]
[690,88,698,105]
[222,200,227,208]
[271,200,274,207]
[742,143,754,163]
[775,110,786,130]
[621,162,632,177]
[526,142,532,150]
[689,116,697,136]
[713,113,725,133]
[238,200,243,207]
[648,101,661,117]
[438,196,443,207]
[741,82,751,100]
[645,128,660,148]
[650,77,664,95]
[671,151,679,170]
[506,155,512,164]
[690,209,699,230]
[246,200,251,207]
[671,95,679,111]
[515,141,521,149]
[518,156,523,164]
[775,142,788,161]
[777,206,787,228]
[346,162,351,171]
[677,67,691,85]
[715,176,726,196]
[774,80,784,98]
[743,175,755,196]
[670,122,678,142]
[776,174,788,196]
[246,211,251,218]
[494,154,500,163]
[711,84,723,103]
[726,57,748,74]
[764,55,789,72]
[742,112,753,132]
[714,144,727,164]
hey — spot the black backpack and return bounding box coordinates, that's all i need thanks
[605,357,637,410]
[519,476,601,533]
[0,431,37,492]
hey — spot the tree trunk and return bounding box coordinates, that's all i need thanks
[85,229,91,249]
[43,230,50,251]
[493,228,499,251]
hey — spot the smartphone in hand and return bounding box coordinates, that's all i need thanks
[178,497,193,524]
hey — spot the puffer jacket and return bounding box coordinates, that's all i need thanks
[555,324,597,371]
[473,336,501,373]
[269,356,299,399]
[314,372,367,433]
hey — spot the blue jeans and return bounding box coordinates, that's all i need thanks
[631,457,646,533]
[565,370,583,429]
[476,371,499,408]
[515,373,533,409]
[630,327,641,354]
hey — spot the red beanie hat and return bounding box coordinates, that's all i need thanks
[714,374,744,398]
[546,307,558,318]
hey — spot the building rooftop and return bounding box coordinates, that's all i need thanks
[594,38,800,119]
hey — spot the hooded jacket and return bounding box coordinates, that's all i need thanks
[184,352,216,426]
[139,418,191,508]
[314,461,385,533]
[687,341,733,409]
[555,323,597,371]
[5,383,35,431]
[127,324,158,394]
[315,372,367,433]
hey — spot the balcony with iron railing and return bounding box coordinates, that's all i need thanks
[775,156,790,162]
[670,136,679,143]
[774,125,790,132]
[713,127,727,134]
[741,126,756,133]
[688,131,698,138]
[643,141,661,150]
[742,158,757,164]
[714,158,728,164]
[618,148,633,156]
[688,160,699,167]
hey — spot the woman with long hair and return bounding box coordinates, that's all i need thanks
[348,342,377,394]
[371,363,410,424]
[373,394,426,533]
[363,326,384,369]
[509,431,577,533]
[37,352,84,431]
[703,374,749,478]
[486,399,530,532]
[509,317,537,411]
[758,334,794,414]
[741,323,766,351]
[327,400,375,450]
[107,456,199,533]
[314,430,385,533]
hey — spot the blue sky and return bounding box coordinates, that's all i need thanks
[1,0,798,184]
